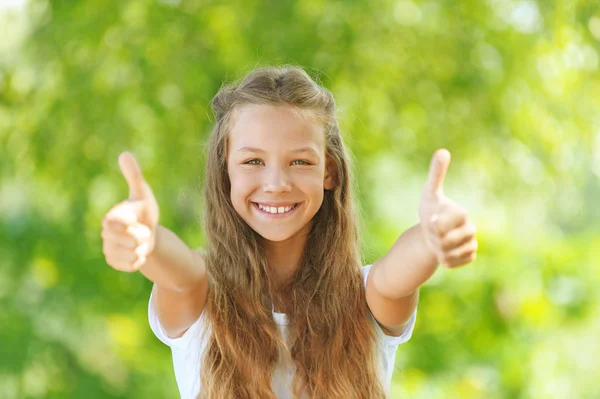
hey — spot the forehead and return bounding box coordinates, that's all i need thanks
[228,104,325,154]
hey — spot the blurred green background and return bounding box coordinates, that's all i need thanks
[1,0,599,398]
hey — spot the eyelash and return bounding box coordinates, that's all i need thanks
[244,159,311,166]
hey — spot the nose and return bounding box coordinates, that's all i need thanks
[262,167,292,193]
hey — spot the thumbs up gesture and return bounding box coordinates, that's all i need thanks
[418,149,477,268]
[101,152,160,272]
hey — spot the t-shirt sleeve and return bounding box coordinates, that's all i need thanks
[148,284,205,350]
[362,264,418,347]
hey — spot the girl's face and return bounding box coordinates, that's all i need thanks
[227,104,335,243]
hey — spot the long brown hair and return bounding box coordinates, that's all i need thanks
[199,65,386,398]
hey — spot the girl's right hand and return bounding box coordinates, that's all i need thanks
[101,152,160,272]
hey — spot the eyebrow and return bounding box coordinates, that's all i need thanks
[236,146,320,158]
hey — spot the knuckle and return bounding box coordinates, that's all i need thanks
[124,252,136,263]
[468,222,477,235]
[104,212,117,222]
[126,235,140,248]
[112,233,137,249]
[439,237,449,250]
[441,237,455,251]
[119,261,133,271]
[103,239,116,251]
[125,231,141,246]
[128,260,140,272]
[111,260,131,272]
[102,244,113,256]
[465,232,476,242]
[437,212,448,224]
[429,218,439,230]
[101,230,110,242]
[461,244,473,256]
[454,205,467,217]
[104,222,121,233]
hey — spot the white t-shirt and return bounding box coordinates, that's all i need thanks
[148,264,417,399]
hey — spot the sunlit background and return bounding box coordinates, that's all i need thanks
[1,0,599,398]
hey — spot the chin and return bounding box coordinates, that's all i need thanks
[251,221,313,243]
[256,230,297,243]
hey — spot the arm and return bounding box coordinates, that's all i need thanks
[104,152,209,339]
[366,225,437,336]
[141,225,209,339]
[366,149,478,337]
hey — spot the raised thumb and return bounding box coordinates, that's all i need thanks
[118,152,150,201]
[425,148,451,196]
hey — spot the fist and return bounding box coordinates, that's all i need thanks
[101,152,160,272]
[418,149,478,268]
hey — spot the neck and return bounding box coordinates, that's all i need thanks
[261,222,311,294]
[263,240,304,289]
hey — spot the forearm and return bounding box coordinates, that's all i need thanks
[139,225,206,293]
[371,224,439,299]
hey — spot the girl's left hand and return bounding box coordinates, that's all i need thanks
[418,149,478,268]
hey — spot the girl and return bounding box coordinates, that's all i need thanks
[101,66,478,399]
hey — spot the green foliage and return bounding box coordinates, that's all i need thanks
[1,0,598,397]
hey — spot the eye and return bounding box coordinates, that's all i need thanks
[292,160,311,165]
[244,159,263,165]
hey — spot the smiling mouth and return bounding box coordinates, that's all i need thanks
[252,202,301,215]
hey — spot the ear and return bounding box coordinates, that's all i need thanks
[323,155,337,190]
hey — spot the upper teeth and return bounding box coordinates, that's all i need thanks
[258,204,297,214]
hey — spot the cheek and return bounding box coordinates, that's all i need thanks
[229,178,246,200]
[228,172,259,212]
[228,172,244,205]
[300,176,326,203]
